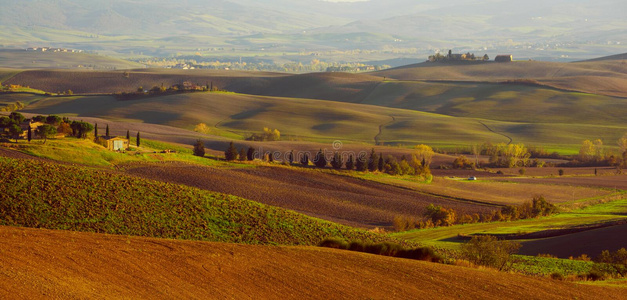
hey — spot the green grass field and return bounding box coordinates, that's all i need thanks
[16,90,627,153]
[391,195,627,249]
[4,137,239,169]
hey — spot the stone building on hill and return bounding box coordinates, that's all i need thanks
[495,55,513,62]
[96,136,129,151]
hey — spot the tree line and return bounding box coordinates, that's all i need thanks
[394,196,558,232]
[213,141,435,179]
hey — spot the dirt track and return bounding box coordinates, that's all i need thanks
[1,225,625,300]
[125,163,495,228]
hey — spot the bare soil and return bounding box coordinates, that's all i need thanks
[500,174,627,190]
[124,162,496,229]
[1,225,625,300]
[519,223,627,258]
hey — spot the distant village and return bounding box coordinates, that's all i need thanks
[428,50,512,62]
[25,47,83,53]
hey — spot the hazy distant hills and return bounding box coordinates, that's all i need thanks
[0,0,626,61]
[0,0,339,36]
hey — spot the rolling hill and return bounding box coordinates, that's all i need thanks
[0,49,144,70]
[14,88,627,151]
[0,154,403,245]
[1,225,625,299]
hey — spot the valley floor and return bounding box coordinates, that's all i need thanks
[0,225,625,299]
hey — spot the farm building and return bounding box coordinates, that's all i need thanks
[96,136,129,151]
[19,121,44,139]
[495,55,513,62]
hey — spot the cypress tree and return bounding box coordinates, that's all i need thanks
[368,148,378,172]
[105,124,110,137]
[331,152,343,169]
[136,132,140,147]
[27,126,32,142]
[301,153,309,166]
[289,150,295,164]
[345,154,355,170]
[247,146,255,161]
[355,154,367,171]
[94,123,98,138]
[225,142,238,161]
[126,130,130,140]
[314,149,327,168]
[238,148,246,161]
[378,155,384,172]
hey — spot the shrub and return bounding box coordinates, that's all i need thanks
[452,155,475,169]
[319,238,348,249]
[193,139,205,157]
[319,240,442,263]
[593,248,627,278]
[424,204,456,226]
[531,196,558,217]
[558,169,564,176]
[249,127,280,141]
[460,235,521,271]
[393,215,416,232]
[550,272,564,280]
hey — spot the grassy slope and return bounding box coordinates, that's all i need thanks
[2,226,625,300]
[0,155,400,246]
[5,63,626,151]
[20,92,509,146]
[392,197,627,249]
[374,60,627,98]
[7,137,226,168]
[0,50,144,70]
[19,91,627,151]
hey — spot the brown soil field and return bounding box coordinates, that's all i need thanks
[1,225,625,300]
[499,174,627,190]
[405,177,609,206]
[3,69,287,94]
[3,69,384,99]
[519,223,627,258]
[124,162,496,229]
[490,166,614,177]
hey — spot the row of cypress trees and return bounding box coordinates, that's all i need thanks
[219,142,429,177]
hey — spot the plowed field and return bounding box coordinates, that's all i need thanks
[125,163,496,228]
[1,226,625,300]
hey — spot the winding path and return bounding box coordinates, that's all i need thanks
[478,120,512,145]
[374,115,396,145]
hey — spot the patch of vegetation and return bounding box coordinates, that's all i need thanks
[460,235,521,271]
[319,238,441,262]
[0,156,406,246]
[589,248,627,280]
[392,196,627,248]
[510,255,594,277]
